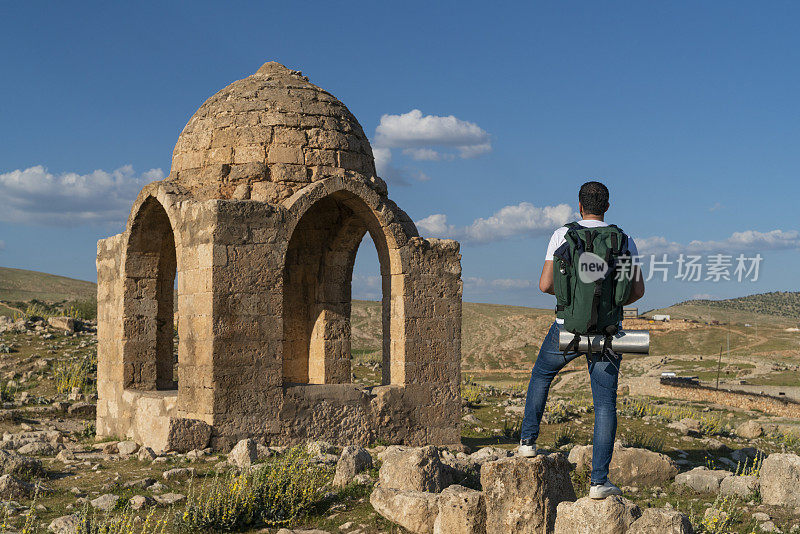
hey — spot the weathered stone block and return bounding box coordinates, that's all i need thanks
[481,454,576,534]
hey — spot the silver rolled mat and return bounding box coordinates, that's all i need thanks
[557,323,650,354]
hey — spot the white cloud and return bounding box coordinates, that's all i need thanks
[372,110,492,181]
[636,229,800,256]
[0,240,5,251]
[375,109,491,152]
[352,274,382,300]
[402,147,448,161]
[0,165,163,226]
[464,277,534,290]
[709,202,723,212]
[417,202,577,244]
[691,293,715,300]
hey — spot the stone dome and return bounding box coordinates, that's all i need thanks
[167,62,377,201]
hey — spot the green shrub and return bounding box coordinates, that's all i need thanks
[553,426,576,448]
[176,447,331,531]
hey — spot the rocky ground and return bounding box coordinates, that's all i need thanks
[0,315,800,533]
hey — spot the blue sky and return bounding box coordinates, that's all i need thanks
[0,1,798,310]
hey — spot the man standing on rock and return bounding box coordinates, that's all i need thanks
[519,181,645,499]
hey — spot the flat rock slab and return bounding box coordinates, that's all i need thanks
[370,484,439,534]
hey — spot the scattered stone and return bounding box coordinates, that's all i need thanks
[56,449,76,463]
[137,446,157,461]
[628,507,693,534]
[153,492,186,506]
[379,446,449,493]
[17,441,58,456]
[48,514,81,534]
[752,512,770,521]
[554,495,641,534]
[123,478,157,490]
[48,317,76,333]
[761,453,800,506]
[129,495,155,510]
[481,453,576,534]
[0,474,34,499]
[228,438,258,468]
[568,444,678,487]
[369,485,439,534]
[117,440,139,456]
[0,449,44,477]
[91,493,120,512]
[735,420,763,440]
[162,467,195,481]
[433,484,486,534]
[674,467,732,493]
[333,445,373,488]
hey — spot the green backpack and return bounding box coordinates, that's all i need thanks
[553,222,635,353]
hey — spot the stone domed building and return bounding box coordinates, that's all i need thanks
[96,62,463,451]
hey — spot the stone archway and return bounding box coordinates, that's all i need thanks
[122,196,178,391]
[282,189,401,386]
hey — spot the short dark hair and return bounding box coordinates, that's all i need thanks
[579,181,609,215]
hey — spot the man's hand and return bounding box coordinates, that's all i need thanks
[624,265,645,305]
[539,260,555,294]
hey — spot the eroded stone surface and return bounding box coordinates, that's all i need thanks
[481,453,576,534]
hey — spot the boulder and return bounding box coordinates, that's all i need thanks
[48,514,81,534]
[332,445,373,487]
[91,493,120,512]
[166,418,212,453]
[370,484,439,534]
[276,530,332,534]
[129,495,155,510]
[17,441,58,456]
[0,449,44,477]
[153,492,186,506]
[628,507,693,534]
[117,440,139,456]
[554,495,641,534]
[0,474,34,499]
[719,475,759,498]
[760,453,800,506]
[379,446,449,492]
[568,444,678,487]
[228,438,258,468]
[48,317,76,333]
[735,420,763,440]
[433,484,486,534]
[481,453,575,534]
[674,467,732,493]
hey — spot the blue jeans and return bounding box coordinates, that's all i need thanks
[520,321,620,485]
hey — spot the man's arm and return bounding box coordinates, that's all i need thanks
[539,260,554,294]
[624,265,645,305]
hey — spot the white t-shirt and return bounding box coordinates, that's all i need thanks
[545,220,638,261]
[545,220,638,324]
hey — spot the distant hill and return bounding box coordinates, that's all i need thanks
[650,291,800,326]
[0,266,96,303]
